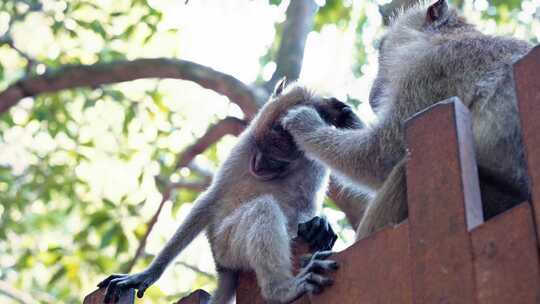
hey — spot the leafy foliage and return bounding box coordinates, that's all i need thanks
[0,0,538,303]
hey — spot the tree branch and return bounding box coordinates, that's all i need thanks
[0,59,260,119]
[187,162,214,181]
[175,261,215,280]
[264,0,318,92]
[123,186,173,273]
[169,180,210,192]
[0,281,37,304]
[124,117,247,272]
[174,117,247,170]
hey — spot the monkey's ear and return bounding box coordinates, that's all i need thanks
[272,77,287,97]
[426,0,448,23]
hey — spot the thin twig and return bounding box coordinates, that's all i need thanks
[123,187,173,273]
[174,117,247,170]
[169,180,210,192]
[0,281,37,304]
[175,261,215,280]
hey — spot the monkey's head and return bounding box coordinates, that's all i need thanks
[249,79,351,180]
[370,0,475,111]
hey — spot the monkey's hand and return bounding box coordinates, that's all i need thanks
[298,216,338,251]
[97,270,159,303]
[294,251,339,296]
[282,106,327,136]
[269,251,338,303]
[315,98,364,129]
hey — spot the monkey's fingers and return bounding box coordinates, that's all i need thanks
[97,274,126,288]
[310,219,337,251]
[312,250,334,260]
[103,277,141,304]
[136,281,151,298]
[103,278,123,304]
[306,259,339,273]
[299,272,334,296]
[305,282,323,295]
[305,273,334,287]
[312,222,337,251]
[298,216,339,252]
[339,110,364,129]
[298,216,323,243]
[299,255,312,268]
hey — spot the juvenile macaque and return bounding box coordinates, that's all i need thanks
[282,0,531,238]
[98,80,359,304]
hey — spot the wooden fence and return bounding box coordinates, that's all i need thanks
[84,45,540,304]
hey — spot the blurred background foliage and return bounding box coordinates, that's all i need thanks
[0,0,538,303]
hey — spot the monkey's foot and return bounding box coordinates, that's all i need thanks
[265,251,338,303]
[298,216,338,251]
[97,271,159,303]
[315,98,364,129]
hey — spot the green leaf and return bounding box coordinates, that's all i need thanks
[122,24,136,39]
[88,210,111,228]
[314,0,352,31]
[91,21,107,38]
[100,224,119,249]
[115,232,128,255]
[123,105,136,134]
[49,266,67,286]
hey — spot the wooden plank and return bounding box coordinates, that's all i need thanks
[236,240,311,304]
[174,289,211,304]
[310,222,412,304]
[471,203,540,304]
[405,98,483,304]
[83,288,134,304]
[514,45,540,239]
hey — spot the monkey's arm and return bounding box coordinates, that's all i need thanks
[283,106,404,190]
[98,191,216,303]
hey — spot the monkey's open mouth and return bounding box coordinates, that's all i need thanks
[250,151,290,180]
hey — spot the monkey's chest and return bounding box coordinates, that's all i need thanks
[207,194,315,270]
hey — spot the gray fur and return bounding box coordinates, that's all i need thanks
[282,1,531,239]
[99,84,337,304]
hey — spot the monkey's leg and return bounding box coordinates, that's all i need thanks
[356,159,408,240]
[209,268,237,304]
[235,196,336,303]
